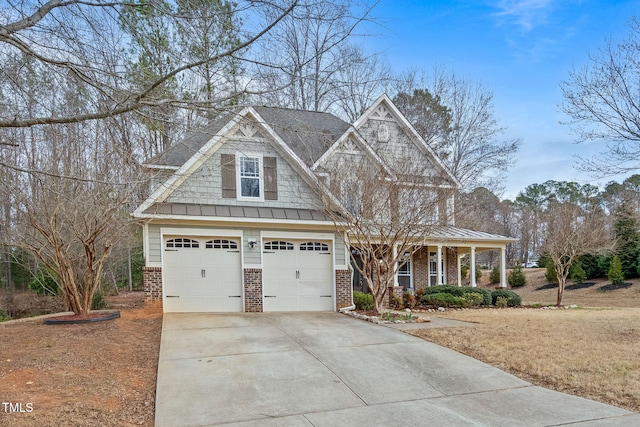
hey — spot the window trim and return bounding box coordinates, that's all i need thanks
[236,153,264,201]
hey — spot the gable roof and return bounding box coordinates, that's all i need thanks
[352,94,461,188]
[145,107,351,170]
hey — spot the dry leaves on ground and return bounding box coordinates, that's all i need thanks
[0,300,162,427]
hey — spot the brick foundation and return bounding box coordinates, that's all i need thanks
[335,269,352,310]
[244,268,263,312]
[143,267,163,308]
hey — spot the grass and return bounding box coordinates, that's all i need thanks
[408,269,640,413]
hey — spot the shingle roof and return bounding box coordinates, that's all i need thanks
[145,110,237,168]
[252,106,351,166]
[144,106,351,168]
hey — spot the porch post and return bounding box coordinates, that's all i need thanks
[392,244,398,287]
[500,246,507,288]
[470,246,477,287]
[457,254,463,286]
[436,244,443,285]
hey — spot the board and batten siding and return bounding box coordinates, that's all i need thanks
[165,138,322,210]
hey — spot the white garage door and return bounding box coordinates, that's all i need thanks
[263,240,333,311]
[163,237,242,312]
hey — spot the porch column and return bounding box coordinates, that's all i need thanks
[392,244,398,287]
[436,244,443,285]
[500,246,507,288]
[470,246,477,287]
[457,254,463,287]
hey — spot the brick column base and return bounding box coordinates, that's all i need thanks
[143,267,163,308]
[244,268,263,312]
[335,269,352,310]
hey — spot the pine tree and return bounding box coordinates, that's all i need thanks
[608,256,625,285]
[613,195,640,278]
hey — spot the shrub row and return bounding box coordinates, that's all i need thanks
[420,285,520,308]
[355,286,522,311]
[422,285,492,306]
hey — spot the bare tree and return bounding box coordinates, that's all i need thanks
[392,68,521,191]
[254,0,376,112]
[561,17,640,176]
[318,152,454,314]
[0,0,298,128]
[542,200,611,306]
[1,117,144,315]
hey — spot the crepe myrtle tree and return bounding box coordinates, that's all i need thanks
[318,154,455,314]
[0,112,144,315]
[541,200,612,306]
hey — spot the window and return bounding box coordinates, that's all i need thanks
[206,239,238,249]
[300,242,329,252]
[398,256,411,290]
[264,241,294,250]
[166,238,200,248]
[239,156,261,199]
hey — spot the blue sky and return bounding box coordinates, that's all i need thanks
[362,0,639,199]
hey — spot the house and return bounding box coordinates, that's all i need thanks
[133,95,515,313]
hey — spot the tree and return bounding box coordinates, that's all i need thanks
[561,17,640,175]
[542,200,611,306]
[393,69,521,190]
[608,256,625,285]
[392,89,452,151]
[507,264,526,288]
[613,195,640,278]
[254,0,375,112]
[318,153,453,314]
[0,0,299,128]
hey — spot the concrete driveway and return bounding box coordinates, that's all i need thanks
[155,313,638,427]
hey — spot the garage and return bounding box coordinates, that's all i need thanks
[162,236,243,312]
[262,239,334,311]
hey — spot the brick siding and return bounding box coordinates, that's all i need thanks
[446,247,458,284]
[413,248,429,291]
[143,267,163,309]
[335,269,352,310]
[244,268,263,312]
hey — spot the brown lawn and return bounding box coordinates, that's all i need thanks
[0,293,161,427]
[409,269,640,413]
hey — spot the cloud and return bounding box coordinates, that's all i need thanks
[493,0,555,31]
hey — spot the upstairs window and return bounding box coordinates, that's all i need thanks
[239,156,261,199]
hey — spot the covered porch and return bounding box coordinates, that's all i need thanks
[351,227,516,293]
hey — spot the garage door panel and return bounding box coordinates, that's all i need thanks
[163,236,242,313]
[263,239,333,312]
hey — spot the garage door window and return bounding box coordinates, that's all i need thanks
[166,238,200,248]
[206,239,238,249]
[264,241,294,250]
[300,242,330,252]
